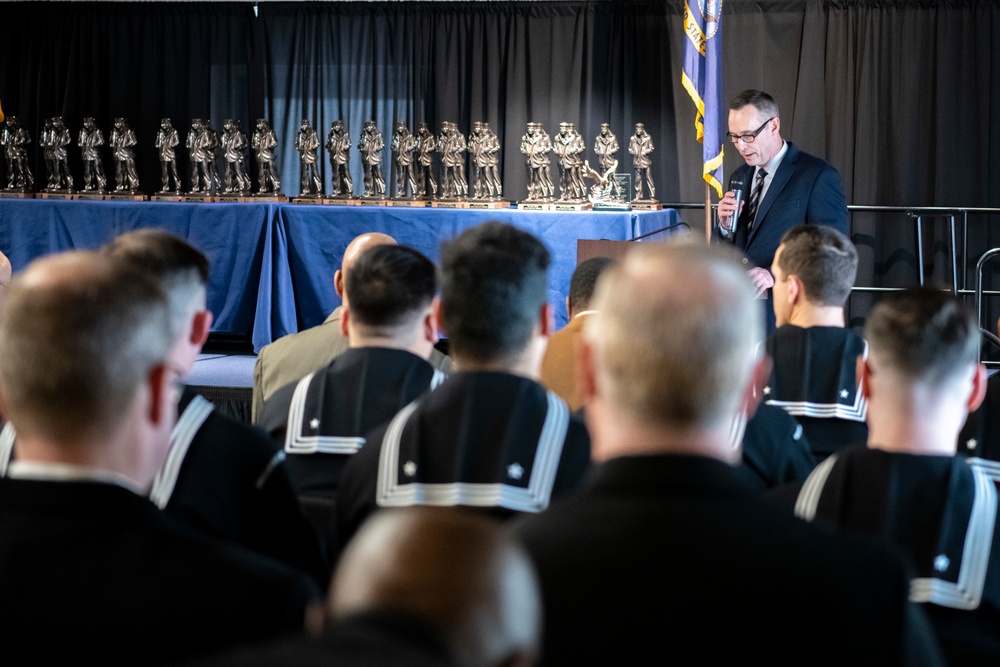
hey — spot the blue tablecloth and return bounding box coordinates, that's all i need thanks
[0,199,679,351]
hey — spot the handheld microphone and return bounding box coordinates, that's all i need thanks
[721,172,747,236]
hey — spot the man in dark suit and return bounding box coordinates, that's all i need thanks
[0,252,318,664]
[716,89,849,328]
[514,240,941,665]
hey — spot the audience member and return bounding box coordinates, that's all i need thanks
[258,244,445,545]
[104,229,328,585]
[540,256,614,412]
[766,224,867,458]
[0,252,318,664]
[514,240,941,665]
[252,232,451,421]
[791,288,1000,665]
[335,222,591,548]
[188,508,541,667]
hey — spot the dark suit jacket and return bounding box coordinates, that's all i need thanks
[720,141,849,271]
[0,478,319,665]
[514,454,943,666]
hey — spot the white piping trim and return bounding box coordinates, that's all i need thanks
[0,422,15,477]
[150,395,214,509]
[793,454,839,521]
[375,391,571,513]
[284,372,366,455]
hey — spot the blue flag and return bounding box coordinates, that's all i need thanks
[681,0,724,197]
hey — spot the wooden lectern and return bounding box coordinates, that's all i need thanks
[577,239,636,266]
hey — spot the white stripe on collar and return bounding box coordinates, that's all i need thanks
[284,372,366,456]
[0,422,15,477]
[149,394,214,509]
[374,391,571,513]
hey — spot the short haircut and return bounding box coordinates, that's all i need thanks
[729,89,780,119]
[103,229,209,336]
[864,287,980,385]
[331,507,541,667]
[440,222,551,362]
[586,240,761,429]
[776,225,858,307]
[344,244,437,329]
[569,257,616,314]
[0,252,173,442]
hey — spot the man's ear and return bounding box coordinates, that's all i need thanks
[539,302,554,338]
[968,363,988,413]
[190,310,212,347]
[857,355,872,400]
[743,355,773,419]
[578,336,599,404]
[423,297,440,344]
[334,269,345,299]
[787,274,803,307]
[339,306,351,339]
[433,298,447,336]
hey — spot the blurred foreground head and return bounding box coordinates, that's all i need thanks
[330,508,542,667]
[583,239,763,461]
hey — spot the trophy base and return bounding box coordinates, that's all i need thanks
[323,198,360,206]
[359,197,388,207]
[291,196,324,205]
[631,200,662,211]
[554,201,593,212]
[77,192,107,201]
[185,194,217,203]
[151,193,186,202]
[468,200,511,209]
[216,195,253,203]
[38,191,77,200]
[431,200,468,209]
[0,190,35,199]
[389,199,429,207]
[253,194,289,203]
[107,192,148,201]
[518,201,554,211]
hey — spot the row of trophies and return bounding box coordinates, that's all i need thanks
[0,115,659,209]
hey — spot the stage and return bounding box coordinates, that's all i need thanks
[0,199,681,351]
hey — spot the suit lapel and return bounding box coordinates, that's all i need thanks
[747,143,798,248]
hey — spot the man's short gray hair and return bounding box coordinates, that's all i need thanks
[586,240,761,429]
[0,252,174,442]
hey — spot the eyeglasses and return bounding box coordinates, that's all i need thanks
[726,118,775,144]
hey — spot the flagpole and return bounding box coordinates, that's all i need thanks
[704,182,712,243]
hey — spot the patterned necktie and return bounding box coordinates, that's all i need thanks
[746,168,767,231]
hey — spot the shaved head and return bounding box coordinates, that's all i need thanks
[336,232,397,300]
[343,233,397,273]
[330,508,541,667]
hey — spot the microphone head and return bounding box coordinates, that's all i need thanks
[729,171,747,192]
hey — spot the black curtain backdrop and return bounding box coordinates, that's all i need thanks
[1,0,999,326]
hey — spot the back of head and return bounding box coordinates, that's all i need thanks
[729,88,780,118]
[587,240,761,430]
[864,287,979,386]
[569,257,615,314]
[440,222,550,363]
[330,507,541,667]
[0,252,173,443]
[344,244,437,333]
[776,225,857,307]
[103,229,209,337]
